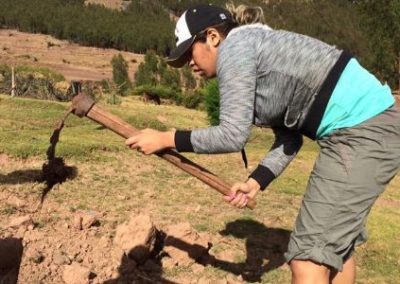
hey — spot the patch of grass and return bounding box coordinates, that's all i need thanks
[163,265,193,278]
[0,95,126,160]
[0,204,17,215]
[15,65,65,81]
[193,223,208,232]
[47,41,60,48]
[15,54,31,59]
[356,206,400,283]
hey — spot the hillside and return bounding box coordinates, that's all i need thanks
[0,29,143,82]
[0,95,399,283]
[84,0,131,11]
[1,0,398,88]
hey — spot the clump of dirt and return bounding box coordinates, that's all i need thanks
[113,215,211,268]
[39,108,77,207]
[114,214,157,264]
[105,215,213,283]
[163,222,211,267]
[62,262,92,284]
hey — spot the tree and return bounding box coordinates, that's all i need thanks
[111,54,132,95]
[354,0,400,89]
[134,50,160,86]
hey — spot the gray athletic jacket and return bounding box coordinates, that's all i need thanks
[175,24,352,189]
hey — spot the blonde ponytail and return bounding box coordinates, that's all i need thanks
[225,3,265,26]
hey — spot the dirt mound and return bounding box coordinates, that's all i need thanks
[0,207,218,283]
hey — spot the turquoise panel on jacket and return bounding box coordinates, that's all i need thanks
[317,58,395,138]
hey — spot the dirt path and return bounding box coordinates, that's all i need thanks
[0,29,143,82]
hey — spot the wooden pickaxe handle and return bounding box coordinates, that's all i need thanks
[71,93,256,209]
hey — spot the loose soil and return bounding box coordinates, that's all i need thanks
[39,109,77,209]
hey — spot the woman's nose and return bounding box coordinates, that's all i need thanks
[189,58,195,68]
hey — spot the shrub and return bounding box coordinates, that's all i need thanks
[182,90,203,109]
[202,79,220,126]
[133,85,182,103]
[182,65,197,90]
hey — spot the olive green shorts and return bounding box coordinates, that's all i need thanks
[285,106,400,271]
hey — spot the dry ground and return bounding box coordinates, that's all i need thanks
[0,95,399,283]
[0,29,143,82]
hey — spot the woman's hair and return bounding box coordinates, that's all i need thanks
[225,3,265,26]
[196,3,266,41]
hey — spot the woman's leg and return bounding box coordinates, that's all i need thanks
[286,107,400,284]
[290,256,355,284]
[290,260,330,284]
[330,256,356,284]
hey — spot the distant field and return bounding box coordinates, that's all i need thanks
[84,0,130,10]
[0,94,399,283]
[0,29,143,82]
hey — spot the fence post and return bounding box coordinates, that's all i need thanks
[11,66,16,97]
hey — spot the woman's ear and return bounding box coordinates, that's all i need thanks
[206,28,223,48]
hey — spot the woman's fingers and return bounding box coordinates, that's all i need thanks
[223,182,252,208]
[228,192,249,208]
[231,192,244,205]
[125,135,139,147]
[125,134,147,152]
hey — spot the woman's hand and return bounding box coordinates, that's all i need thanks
[125,129,175,155]
[224,178,261,208]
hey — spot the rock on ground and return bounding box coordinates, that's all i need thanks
[163,222,210,266]
[62,262,91,284]
[8,215,34,229]
[113,214,157,264]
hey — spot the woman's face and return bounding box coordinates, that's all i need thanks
[188,29,221,78]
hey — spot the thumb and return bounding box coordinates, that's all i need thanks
[231,183,244,195]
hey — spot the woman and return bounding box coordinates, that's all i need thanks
[126,4,400,283]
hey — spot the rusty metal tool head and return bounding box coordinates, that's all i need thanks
[71,92,95,118]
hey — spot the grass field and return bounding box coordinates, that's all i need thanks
[0,94,399,283]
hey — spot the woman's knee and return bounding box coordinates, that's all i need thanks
[290,260,330,284]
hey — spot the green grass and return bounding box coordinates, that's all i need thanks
[0,94,399,283]
[0,95,170,159]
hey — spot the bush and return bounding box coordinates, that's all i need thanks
[182,90,203,109]
[106,94,122,105]
[0,64,70,100]
[133,85,182,103]
[202,79,220,126]
[181,65,197,90]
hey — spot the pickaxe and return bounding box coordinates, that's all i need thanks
[70,93,256,209]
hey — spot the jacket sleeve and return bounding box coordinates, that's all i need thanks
[249,127,303,190]
[175,38,257,154]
